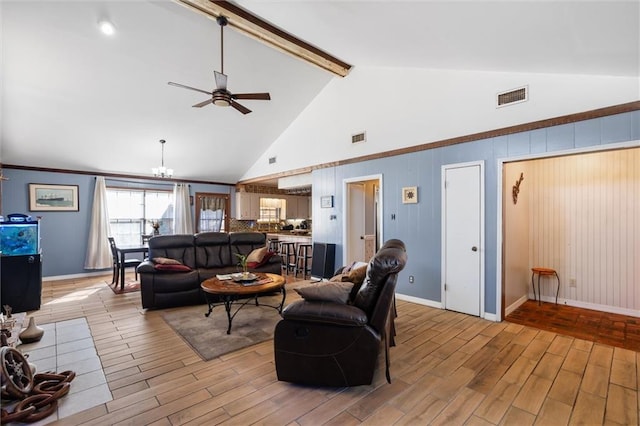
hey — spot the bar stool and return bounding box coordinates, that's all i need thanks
[280,242,297,275]
[295,244,313,279]
[531,267,560,305]
[268,239,280,254]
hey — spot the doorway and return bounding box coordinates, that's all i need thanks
[499,145,640,321]
[442,161,484,317]
[343,175,383,266]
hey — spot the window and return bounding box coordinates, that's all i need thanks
[195,192,229,232]
[107,188,174,246]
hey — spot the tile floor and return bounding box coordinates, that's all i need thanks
[11,317,112,425]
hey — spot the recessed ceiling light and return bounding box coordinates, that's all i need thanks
[98,20,115,36]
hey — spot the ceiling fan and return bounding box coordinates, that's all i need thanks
[168,16,271,115]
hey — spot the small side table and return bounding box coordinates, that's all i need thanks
[531,267,560,305]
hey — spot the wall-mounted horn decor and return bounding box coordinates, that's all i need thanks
[512,172,524,204]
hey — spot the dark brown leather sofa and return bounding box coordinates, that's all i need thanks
[137,232,281,309]
[274,239,407,387]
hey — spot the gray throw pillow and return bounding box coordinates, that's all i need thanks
[295,282,354,304]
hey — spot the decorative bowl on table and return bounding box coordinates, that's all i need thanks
[232,272,258,282]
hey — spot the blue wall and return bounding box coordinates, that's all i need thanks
[312,111,640,315]
[3,111,638,300]
[2,169,234,277]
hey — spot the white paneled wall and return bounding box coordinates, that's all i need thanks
[528,148,640,313]
[504,162,531,311]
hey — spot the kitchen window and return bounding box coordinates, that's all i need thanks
[259,198,286,221]
[257,198,286,232]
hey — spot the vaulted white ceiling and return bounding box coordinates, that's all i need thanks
[2,1,638,183]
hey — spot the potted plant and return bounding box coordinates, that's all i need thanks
[235,253,250,279]
[150,220,161,235]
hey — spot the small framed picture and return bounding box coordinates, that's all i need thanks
[29,183,79,211]
[402,186,418,204]
[320,195,334,208]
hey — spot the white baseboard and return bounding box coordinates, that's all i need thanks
[483,312,498,322]
[396,293,501,321]
[43,270,110,281]
[395,293,442,309]
[505,294,529,317]
[544,296,640,318]
[392,292,640,322]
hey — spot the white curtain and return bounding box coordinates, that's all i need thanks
[84,176,112,269]
[173,183,194,234]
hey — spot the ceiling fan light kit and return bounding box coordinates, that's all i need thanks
[152,139,174,178]
[97,19,116,36]
[168,15,270,114]
[213,93,230,107]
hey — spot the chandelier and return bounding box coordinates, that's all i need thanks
[152,139,173,178]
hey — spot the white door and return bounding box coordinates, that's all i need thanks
[347,183,366,264]
[343,175,384,268]
[442,162,484,316]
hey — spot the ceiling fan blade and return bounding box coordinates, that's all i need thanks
[168,82,212,96]
[214,71,227,90]
[232,93,271,101]
[230,100,252,114]
[192,99,213,108]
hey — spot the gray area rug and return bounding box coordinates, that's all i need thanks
[161,281,309,361]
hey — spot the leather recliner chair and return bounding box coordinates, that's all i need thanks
[274,239,407,387]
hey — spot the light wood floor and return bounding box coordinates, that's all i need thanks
[28,274,639,425]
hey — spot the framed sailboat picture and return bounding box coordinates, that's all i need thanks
[29,184,79,211]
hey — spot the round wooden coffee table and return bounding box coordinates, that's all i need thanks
[201,273,286,334]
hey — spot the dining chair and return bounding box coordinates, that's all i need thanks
[108,237,142,286]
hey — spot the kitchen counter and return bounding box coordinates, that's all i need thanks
[270,230,311,236]
[267,233,312,244]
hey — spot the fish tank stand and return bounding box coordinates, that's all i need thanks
[1,214,42,314]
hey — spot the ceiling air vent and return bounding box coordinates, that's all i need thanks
[496,86,528,108]
[268,156,276,164]
[352,131,366,144]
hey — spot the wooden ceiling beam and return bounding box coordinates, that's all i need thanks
[174,0,352,77]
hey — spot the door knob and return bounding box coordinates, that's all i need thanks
[471,246,478,252]
[360,236,364,240]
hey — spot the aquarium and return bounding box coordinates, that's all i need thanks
[0,216,40,256]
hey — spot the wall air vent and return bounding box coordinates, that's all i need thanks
[352,131,366,144]
[497,86,528,108]
[268,156,276,164]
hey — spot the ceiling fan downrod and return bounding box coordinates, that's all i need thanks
[166,13,270,115]
[217,16,228,75]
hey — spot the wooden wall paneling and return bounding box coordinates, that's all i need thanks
[630,151,638,308]
[503,161,531,310]
[610,150,619,307]
[528,148,640,312]
[567,154,578,302]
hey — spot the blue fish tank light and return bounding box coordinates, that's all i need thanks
[0,214,40,256]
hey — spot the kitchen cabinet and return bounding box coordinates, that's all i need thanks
[285,196,311,219]
[236,193,310,220]
[298,196,311,219]
[235,192,260,219]
[284,196,297,219]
